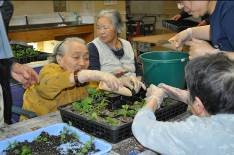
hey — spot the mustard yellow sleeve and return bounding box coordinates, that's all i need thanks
[36,64,74,99]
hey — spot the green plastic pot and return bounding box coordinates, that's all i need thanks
[139,51,189,88]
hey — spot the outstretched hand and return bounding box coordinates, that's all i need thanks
[120,76,146,94]
[158,83,189,104]
[185,38,217,60]
[11,63,39,88]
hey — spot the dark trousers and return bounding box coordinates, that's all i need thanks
[0,59,12,124]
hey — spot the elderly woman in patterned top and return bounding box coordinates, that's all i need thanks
[22,37,122,118]
[88,9,145,94]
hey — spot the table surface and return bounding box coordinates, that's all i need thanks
[132,33,176,44]
[0,110,191,154]
[132,33,179,51]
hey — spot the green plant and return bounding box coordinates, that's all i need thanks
[21,145,32,155]
[11,44,40,59]
[105,117,119,126]
[72,97,93,114]
[6,141,32,155]
[60,127,79,143]
[72,86,146,126]
[77,137,94,155]
[35,135,48,142]
[7,141,18,150]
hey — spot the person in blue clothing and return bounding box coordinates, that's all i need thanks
[132,53,234,154]
[171,10,210,26]
[169,1,234,60]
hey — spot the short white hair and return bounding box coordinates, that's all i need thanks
[97,9,123,35]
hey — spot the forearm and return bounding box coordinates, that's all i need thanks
[191,25,210,41]
[132,107,172,154]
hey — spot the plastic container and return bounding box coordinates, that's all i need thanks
[59,99,187,143]
[0,123,112,155]
[140,51,189,88]
[162,19,198,32]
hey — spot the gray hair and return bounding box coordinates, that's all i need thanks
[49,37,86,63]
[185,53,234,114]
[97,9,123,35]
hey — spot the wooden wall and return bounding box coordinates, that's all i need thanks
[11,1,126,38]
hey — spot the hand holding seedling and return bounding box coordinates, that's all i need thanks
[145,84,168,111]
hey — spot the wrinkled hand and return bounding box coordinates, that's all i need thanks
[171,14,182,21]
[78,70,122,91]
[169,28,192,50]
[120,76,146,94]
[158,83,189,104]
[185,38,216,60]
[145,84,168,111]
[11,63,39,88]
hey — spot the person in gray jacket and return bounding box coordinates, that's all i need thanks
[132,53,234,154]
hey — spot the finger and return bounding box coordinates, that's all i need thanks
[112,79,120,90]
[134,81,142,94]
[105,80,116,91]
[159,83,178,95]
[122,77,134,90]
[140,82,146,90]
[11,72,27,84]
[168,38,179,47]
[130,77,139,92]
[30,69,39,83]
[126,82,134,90]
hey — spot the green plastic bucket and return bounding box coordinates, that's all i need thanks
[140,51,189,88]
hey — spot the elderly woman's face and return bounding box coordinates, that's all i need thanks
[178,1,209,18]
[96,16,117,44]
[57,41,89,72]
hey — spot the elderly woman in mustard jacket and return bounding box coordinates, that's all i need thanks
[22,37,122,118]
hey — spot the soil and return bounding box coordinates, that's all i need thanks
[70,88,147,127]
[112,137,145,155]
[4,128,98,155]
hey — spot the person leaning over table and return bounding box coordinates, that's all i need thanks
[132,53,234,155]
[171,10,210,26]
[21,37,123,119]
[0,4,38,126]
[88,9,145,94]
[169,1,234,60]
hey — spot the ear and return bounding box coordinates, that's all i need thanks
[193,97,207,116]
[56,55,62,65]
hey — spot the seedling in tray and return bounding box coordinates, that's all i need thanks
[71,87,146,126]
[59,87,188,143]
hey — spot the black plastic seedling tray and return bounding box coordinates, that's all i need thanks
[162,19,198,32]
[59,88,187,143]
